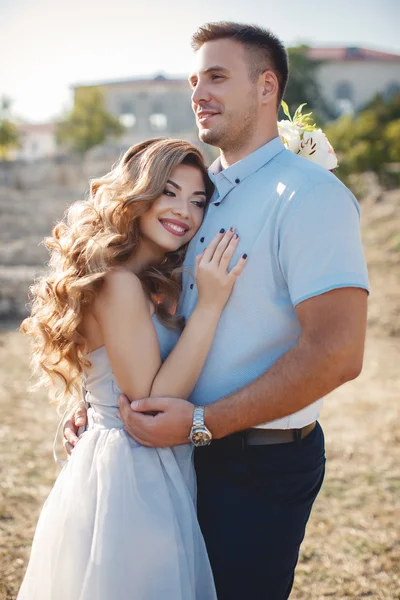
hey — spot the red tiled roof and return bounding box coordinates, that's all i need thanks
[17,122,56,133]
[307,47,400,62]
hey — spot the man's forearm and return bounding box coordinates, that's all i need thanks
[205,337,361,439]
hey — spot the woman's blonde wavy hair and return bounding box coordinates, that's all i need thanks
[21,138,214,409]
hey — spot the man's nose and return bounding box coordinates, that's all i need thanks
[191,80,211,107]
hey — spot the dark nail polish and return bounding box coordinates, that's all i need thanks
[229,226,235,232]
[242,253,248,259]
[219,228,225,233]
[234,233,239,239]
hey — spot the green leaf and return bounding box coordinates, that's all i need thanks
[281,100,292,121]
[293,103,307,122]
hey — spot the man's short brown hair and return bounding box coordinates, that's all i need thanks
[191,21,289,105]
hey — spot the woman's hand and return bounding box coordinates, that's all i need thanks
[195,228,247,313]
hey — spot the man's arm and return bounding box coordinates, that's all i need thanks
[119,286,368,446]
[63,403,88,454]
[205,286,367,437]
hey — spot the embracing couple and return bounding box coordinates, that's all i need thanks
[18,21,369,600]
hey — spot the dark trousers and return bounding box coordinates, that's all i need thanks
[194,422,325,600]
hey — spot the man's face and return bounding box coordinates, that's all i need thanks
[189,39,260,151]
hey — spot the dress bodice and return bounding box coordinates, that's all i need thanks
[83,315,179,431]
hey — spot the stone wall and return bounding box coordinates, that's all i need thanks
[0,139,216,319]
[0,152,121,319]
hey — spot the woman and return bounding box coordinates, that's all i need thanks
[18,138,246,599]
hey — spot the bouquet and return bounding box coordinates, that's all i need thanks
[278,101,338,170]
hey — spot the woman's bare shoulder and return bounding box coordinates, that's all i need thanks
[93,268,147,314]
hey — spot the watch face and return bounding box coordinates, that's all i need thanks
[191,427,212,447]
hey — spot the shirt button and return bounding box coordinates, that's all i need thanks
[200,237,205,243]
[235,178,240,184]
[190,283,194,289]
[214,202,220,206]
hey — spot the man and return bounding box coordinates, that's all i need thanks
[65,22,369,599]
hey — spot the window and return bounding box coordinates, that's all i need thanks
[335,81,353,102]
[149,114,167,131]
[149,103,168,131]
[120,101,133,115]
[119,101,136,128]
[120,113,136,128]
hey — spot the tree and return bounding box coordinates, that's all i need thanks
[0,97,19,160]
[281,45,333,123]
[56,87,124,154]
[324,93,400,185]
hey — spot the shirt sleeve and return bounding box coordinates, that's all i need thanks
[278,180,370,306]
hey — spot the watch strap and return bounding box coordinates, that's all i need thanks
[192,406,205,428]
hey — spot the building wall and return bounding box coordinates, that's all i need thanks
[316,61,400,111]
[83,78,196,144]
[13,126,57,161]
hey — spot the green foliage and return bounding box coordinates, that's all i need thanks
[324,94,400,185]
[0,97,19,160]
[56,87,124,155]
[384,120,400,163]
[281,45,333,123]
[280,101,316,131]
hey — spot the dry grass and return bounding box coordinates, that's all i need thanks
[1,334,399,600]
[292,334,400,599]
[0,324,59,600]
[1,189,399,599]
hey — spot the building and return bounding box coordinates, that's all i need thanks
[308,46,400,114]
[12,122,58,161]
[73,74,197,148]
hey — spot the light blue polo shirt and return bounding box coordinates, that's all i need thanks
[178,136,369,429]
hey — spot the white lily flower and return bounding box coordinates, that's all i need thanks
[278,120,301,154]
[298,129,338,170]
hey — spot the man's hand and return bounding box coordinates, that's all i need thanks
[63,404,88,455]
[118,395,194,447]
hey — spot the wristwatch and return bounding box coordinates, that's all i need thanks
[189,406,212,447]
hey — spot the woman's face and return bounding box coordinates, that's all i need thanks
[139,163,207,254]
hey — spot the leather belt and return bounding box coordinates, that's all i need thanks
[198,422,317,452]
[245,421,316,445]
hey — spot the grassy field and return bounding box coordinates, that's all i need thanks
[0,326,399,600]
[0,192,399,599]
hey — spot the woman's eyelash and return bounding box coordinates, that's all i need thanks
[163,189,175,196]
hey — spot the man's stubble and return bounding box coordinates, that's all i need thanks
[198,90,259,156]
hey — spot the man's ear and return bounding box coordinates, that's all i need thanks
[260,70,279,105]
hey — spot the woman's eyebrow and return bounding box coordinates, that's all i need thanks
[166,179,181,190]
[167,180,206,196]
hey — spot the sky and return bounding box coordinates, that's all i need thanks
[1,0,400,123]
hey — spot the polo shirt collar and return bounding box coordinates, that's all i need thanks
[208,136,286,204]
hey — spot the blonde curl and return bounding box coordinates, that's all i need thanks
[21,138,214,410]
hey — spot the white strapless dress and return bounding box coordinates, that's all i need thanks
[18,317,217,600]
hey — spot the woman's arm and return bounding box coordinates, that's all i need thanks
[93,230,246,402]
[93,269,162,402]
[150,230,246,398]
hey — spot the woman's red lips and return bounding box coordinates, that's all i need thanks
[159,219,190,237]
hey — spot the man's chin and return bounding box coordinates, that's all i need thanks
[198,128,220,147]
